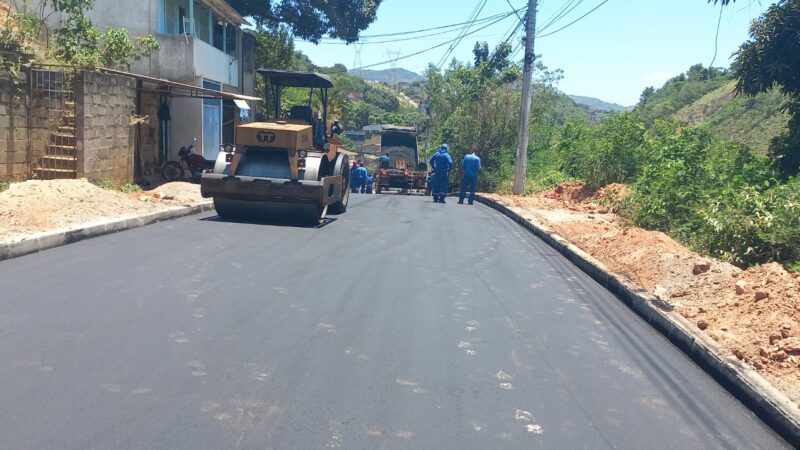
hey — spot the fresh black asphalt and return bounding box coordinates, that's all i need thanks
[0,194,790,449]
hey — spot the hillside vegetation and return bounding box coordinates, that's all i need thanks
[638,64,790,153]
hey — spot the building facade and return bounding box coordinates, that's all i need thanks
[73,0,257,163]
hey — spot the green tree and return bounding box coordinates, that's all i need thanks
[733,0,800,176]
[227,0,383,43]
[7,0,159,69]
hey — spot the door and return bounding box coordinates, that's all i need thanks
[202,80,221,160]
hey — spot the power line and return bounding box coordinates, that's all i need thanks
[315,12,513,41]
[537,0,609,39]
[538,0,582,33]
[437,0,490,68]
[708,2,724,68]
[538,0,585,33]
[308,21,512,46]
[505,0,525,23]
[351,11,518,71]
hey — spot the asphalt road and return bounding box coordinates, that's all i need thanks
[0,194,790,449]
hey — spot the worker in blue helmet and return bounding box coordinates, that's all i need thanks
[429,144,453,203]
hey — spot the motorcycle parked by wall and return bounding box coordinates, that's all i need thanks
[161,138,215,182]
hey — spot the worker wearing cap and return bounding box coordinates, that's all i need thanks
[459,149,481,205]
[429,144,453,203]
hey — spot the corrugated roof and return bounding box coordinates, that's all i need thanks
[257,69,334,89]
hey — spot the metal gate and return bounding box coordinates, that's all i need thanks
[29,65,78,180]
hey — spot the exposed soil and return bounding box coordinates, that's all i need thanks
[489,183,800,406]
[0,179,205,243]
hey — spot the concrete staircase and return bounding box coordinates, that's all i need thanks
[35,105,78,180]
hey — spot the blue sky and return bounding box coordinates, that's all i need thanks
[294,0,777,106]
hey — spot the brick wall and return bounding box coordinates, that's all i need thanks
[75,71,136,182]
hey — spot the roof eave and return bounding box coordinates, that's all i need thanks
[200,0,251,27]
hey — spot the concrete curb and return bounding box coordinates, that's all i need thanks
[0,201,214,262]
[475,194,800,447]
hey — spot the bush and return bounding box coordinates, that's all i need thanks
[93,179,141,194]
[0,180,8,193]
[557,112,648,189]
[695,178,800,266]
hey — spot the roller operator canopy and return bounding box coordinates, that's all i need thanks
[257,69,334,89]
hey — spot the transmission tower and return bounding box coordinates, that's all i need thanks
[352,43,364,70]
[383,50,402,85]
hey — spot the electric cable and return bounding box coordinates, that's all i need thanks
[708,2,724,68]
[351,11,518,71]
[313,12,514,41]
[537,0,609,39]
[436,0,490,68]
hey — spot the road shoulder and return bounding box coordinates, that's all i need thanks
[476,193,800,447]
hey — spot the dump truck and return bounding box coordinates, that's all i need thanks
[375,126,426,194]
[201,70,349,224]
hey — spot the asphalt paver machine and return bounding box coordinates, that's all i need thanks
[201,69,350,224]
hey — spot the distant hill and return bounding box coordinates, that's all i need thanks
[568,95,627,112]
[349,68,423,84]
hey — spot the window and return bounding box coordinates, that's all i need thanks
[213,17,224,52]
[194,4,210,43]
[226,24,237,56]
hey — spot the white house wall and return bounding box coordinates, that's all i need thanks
[193,39,238,88]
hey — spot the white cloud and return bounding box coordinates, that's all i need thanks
[642,72,672,83]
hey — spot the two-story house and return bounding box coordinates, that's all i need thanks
[69,0,257,165]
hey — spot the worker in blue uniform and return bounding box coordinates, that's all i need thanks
[429,144,453,203]
[458,149,481,205]
[379,153,391,169]
[349,161,360,192]
[365,174,374,194]
[352,164,369,193]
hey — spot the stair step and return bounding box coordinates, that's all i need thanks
[51,134,76,146]
[34,168,77,180]
[58,126,75,133]
[40,155,78,171]
[47,144,77,151]
[45,146,78,158]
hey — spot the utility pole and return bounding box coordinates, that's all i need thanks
[513,0,538,195]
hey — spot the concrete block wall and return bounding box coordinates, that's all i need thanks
[75,71,137,182]
[138,91,160,167]
[0,74,30,180]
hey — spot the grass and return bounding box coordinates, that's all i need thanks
[0,180,8,193]
[93,179,142,194]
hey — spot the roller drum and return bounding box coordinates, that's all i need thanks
[211,148,330,225]
[214,198,324,225]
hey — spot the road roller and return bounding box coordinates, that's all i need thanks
[201,70,349,224]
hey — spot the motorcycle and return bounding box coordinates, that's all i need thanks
[161,139,215,182]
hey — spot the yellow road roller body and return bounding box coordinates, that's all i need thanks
[201,70,349,224]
